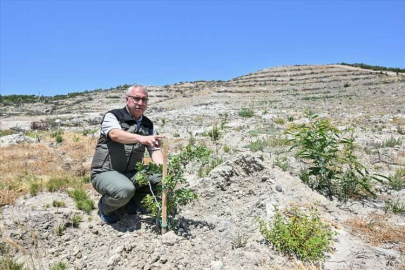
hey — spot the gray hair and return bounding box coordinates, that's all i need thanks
[126,84,148,96]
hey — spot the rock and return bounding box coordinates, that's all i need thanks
[114,246,124,254]
[210,260,223,270]
[107,254,121,266]
[143,262,151,270]
[162,231,179,246]
[0,134,36,147]
[159,255,168,264]
[372,247,401,259]
[275,185,283,192]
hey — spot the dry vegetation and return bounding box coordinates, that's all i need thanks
[346,213,405,254]
[0,132,97,206]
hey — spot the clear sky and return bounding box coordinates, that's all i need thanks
[1,1,404,96]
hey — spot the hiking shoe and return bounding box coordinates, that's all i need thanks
[98,196,120,224]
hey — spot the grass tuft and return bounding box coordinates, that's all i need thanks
[50,262,67,270]
[52,200,66,208]
[238,108,254,118]
[68,188,94,214]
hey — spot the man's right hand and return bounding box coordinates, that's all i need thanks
[139,135,165,147]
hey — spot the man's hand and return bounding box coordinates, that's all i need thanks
[108,129,165,146]
[139,135,165,147]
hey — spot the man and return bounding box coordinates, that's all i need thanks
[91,84,164,224]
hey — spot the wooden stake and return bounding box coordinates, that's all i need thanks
[161,137,168,234]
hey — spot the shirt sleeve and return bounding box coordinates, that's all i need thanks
[101,113,122,137]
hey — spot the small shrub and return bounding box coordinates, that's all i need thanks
[71,214,82,228]
[273,117,286,125]
[55,134,63,143]
[223,145,231,153]
[50,262,67,270]
[249,139,268,152]
[274,156,289,172]
[136,144,204,226]
[287,115,294,122]
[258,207,334,262]
[173,133,180,137]
[54,223,65,236]
[52,200,66,208]
[238,108,254,118]
[289,114,383,200]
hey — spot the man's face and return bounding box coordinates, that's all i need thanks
[126,87,148,119]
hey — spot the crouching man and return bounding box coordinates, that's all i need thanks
[90,84,164,224]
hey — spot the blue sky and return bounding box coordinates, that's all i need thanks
[1,1,404,96]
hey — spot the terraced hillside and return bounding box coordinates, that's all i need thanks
[1,64,405,269]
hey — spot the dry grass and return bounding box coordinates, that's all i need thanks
[0,132,97,206]
[346,213,405,253]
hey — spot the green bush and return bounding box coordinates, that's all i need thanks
[55,134,63,143]
[136,144,213,227]
[258,207,334,262]
[238,108,254,118]
[289,114,383,200]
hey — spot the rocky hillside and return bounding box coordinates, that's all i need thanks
[1,64,405,269]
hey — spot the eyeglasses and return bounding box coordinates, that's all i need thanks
[127,95,149,103]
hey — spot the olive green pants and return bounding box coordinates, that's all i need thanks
[91,170,160,214]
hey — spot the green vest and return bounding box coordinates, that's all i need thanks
[91,107,154,177]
